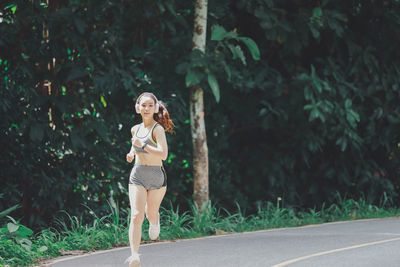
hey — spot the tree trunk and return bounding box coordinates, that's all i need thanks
[191,0,209,210]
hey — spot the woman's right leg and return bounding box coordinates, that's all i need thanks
[128,184,147,254]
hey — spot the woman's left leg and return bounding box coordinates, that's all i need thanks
[146,186,166,224]
[145,186,166,239]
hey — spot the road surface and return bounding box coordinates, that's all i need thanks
[47,217,400,267]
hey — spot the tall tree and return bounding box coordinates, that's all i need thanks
[190,0,209,209]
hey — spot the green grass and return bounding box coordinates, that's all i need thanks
[1,195,399,266]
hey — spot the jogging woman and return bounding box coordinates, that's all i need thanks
[125,92,175,267]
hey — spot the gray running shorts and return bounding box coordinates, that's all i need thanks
[129,165,167,190]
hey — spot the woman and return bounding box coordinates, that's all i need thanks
[125,92,175,267]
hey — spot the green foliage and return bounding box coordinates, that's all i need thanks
[0,201,130,266]
[0,201,48,266]
[160,204,192,239]
[185,24,260,102]
[1,217,35,252]
[0,0,399,231]
[205,0,400,211]
[0,0,194,229]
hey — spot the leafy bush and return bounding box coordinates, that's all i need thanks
[1,0,399,230]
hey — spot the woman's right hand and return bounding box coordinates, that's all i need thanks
[126,152,135,163]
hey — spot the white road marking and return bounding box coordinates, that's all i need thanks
[272,237,400,267]
[45,246,129,265]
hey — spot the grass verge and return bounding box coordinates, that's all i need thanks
[1,195,399,266]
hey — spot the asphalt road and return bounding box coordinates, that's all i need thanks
[47,217,400,267]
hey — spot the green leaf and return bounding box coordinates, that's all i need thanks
[4,4,15,10]
[259,108,267,116]
[100,95,107,108]
[311,65,322,93]
[18,225,33,237]
[211,25,228,41]
[156,2,166,13]
[310,65,317,79]
[298,73,309,81]
[304,104,314,110]
[62,85,67,95]
[336,137,347,151]
[227,44,246,65]
[312,7,323,18]
[331,10,348,22]
[349,109,360,122]
[21,53,29,61]
[313,80,322,93]
[7,215,17,224]
[374,108,383,119]
[346,113,356,127]
[327,18,344,37]
[322,81,332,91]
[304,86,313,100]
[7,223,19,233]
[185,69,203,87]
[21,244,32,251]
[165,3,178,17]
[18,238,32,251]
[309,25,320,39]
[221,61,232,81]
[345,99,352,109]
[39,246,48,252]
[238,37,261,60]
[0,204,20,219]
[207,73,220,103]
[5,4,17,14]
[309,108,325,122]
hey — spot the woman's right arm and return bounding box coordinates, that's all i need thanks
[129,125,137,154]
[126,126,136,162]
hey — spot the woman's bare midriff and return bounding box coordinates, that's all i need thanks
[135,152,163,166]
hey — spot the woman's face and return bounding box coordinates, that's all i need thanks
[138,96,156,118]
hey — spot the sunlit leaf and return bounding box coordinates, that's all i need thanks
[7,222,19,233]
[39,246,48,252]
[238,37,261,60]
[207,73,220,103]
[211,25,228,41]
[100,95,107,107]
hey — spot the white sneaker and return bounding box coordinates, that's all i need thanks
[149,215,160,240]
[125,253,140,267]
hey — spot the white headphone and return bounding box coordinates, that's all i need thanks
[135,92,160,114]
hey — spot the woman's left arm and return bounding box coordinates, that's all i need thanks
[143,126,168,160]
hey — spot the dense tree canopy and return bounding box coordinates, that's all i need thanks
[1,0,399,229]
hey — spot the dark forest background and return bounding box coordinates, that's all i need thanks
[1,0,399,229]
